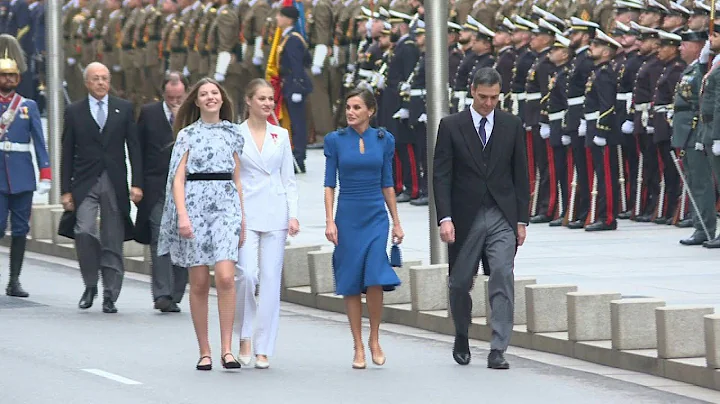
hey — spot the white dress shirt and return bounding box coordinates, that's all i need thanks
[162,102,173,124]
[88,94,109,128]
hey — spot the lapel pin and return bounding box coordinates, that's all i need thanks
[115,109,119,113]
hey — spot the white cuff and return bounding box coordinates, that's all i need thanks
[215,51,232,76]
[440,217,452,223]
[312,44,328,69]
[254,36,263,56]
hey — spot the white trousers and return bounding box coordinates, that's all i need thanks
[234,229,287,356]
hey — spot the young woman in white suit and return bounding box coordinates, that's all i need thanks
[235,79,300,369]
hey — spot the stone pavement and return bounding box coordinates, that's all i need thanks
[2,250,720,404]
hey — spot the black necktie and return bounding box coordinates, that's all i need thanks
[478,117,487,147]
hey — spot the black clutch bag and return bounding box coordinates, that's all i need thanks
[389,243,402,268]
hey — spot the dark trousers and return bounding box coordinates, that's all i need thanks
[685,149,717,236]
[393,142,420,199]
[0,191,33,237]
[639,134,660,216]
[415,122,428,197]
[74,172,125,302]
[531,126,553,217]
[149,200,188,303]
[448,205,516,351]
[571,134,590,222]
[656,140,681,219]
[552,145,570,216]
[623,133,641,213]
[286,99,308,162]
[590,144,620,225]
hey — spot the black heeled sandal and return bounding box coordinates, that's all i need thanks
[221,353,242,369]
[196,355,212,371]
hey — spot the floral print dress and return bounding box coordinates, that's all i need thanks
[157,119,245,267]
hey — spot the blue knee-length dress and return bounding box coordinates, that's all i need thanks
[324,126,401,296]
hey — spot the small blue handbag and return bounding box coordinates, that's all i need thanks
[389,243,402,268]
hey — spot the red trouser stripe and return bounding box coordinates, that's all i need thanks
[527,130,535,197]
[603,147,614,225]
[546,139,557,218]
[585,147,595,226]
[407,144,420,199]
[656,146,666,217]
[394,153,403,194]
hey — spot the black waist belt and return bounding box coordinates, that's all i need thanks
[187,173,232,181]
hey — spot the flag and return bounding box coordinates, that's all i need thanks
[295,0,307,41]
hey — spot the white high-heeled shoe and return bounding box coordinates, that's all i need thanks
[238,340,252,366]
[255,356,269,369]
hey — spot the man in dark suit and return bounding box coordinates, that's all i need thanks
[433,67,529,369]
[134,71,188,313]
[59,62,143,314]
[276,5,313,174]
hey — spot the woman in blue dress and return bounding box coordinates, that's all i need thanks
[324,88,404,369]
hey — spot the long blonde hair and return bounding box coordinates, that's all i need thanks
[173,77,235,137]
[243,78,274,121]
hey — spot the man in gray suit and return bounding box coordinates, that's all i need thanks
[433,67,530,369]
[59,62,144,314]
[701,26,720,248]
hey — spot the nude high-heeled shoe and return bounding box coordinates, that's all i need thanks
[352,345,366,369]
[369,340,386,366]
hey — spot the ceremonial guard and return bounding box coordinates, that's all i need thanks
[582,30,621,231]
[453,16,495,112]
[525,18,562,224]
[5,0,32,99]
[649,31,686,225]
[209,0,244,118]
[450,16,481,111]
[701,26,720,248]
[508,16,536,124]
[308,0,336,145]
[447,21,464,90]
[192,1,216,85]
[406,19,428,206]
[673,30,715,246]
[0,34,52,297]
[101,2,124,98]
[494,17,517,112]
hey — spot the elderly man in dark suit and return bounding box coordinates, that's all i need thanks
[433,67,529,369]
[59,61,143,314]
[134,72,188,313]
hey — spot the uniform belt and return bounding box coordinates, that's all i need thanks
[464,98,473,106]
[525,92,541,101]
[635,103,650,111]
[357,69,373,79]
[453,90,467,99]
[548,110,566,121]
[568,96,585,106]
[0,142,31,153]
[511,92,526,101]
[584,111,599,121]
[616,92,632,101]
[187,173,232,181]
[653,104,670,112]
[409,89,425,97]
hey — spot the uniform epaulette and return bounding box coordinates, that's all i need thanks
[404,39,415,44]
[221,9,229,14]
[210,8,217,13]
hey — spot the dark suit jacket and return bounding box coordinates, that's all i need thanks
[433,108,529,269]
[58,95,143,240]
[133,101,174,245]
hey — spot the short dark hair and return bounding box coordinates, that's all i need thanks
[163,71,189,92]
[471,67,501,89]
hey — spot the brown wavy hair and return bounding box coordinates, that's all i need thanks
[173,77,235,137]
[243,78,274,120]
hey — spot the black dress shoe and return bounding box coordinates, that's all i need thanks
[675,218,693,228]
[307,143,324,150]
[396,192,411,203]
[653,217,670,225]
[703,237,720,249]
[617,211,632,220]
[102,297,118,314]
[452,335,471,365]
[78,287,98,309]
[6,281,28,298]
[566,220,585,229]
[410,196,429,206]
[154,296,173,311]
[529,214,552,224]
[487,350,510,370]
[548,217,564,227]
[585,221,617,231]
[161,302,181,313]
[635,214,653,223]
[680,231,708,246]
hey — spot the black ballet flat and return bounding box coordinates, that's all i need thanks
[221,353,242,369]
[196,355,212,371]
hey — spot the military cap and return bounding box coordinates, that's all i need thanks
[512,15,539,31]
[448,21,463,32]
[0,34,26,75]
[552,33,571,48]
[667,1,693,17]
[470,16,497,41]
[592,29,623,49]
[388,9,413,23]
[378,7,391,21]
[410,16,425,34]
[692,0,711,15]
[631,21,660,39]
[360,6,379,19]
[533,18,563,36]
[280,6,299,20]
[658,30,683,46]
[569,16,599,35]
[647,0,669,13]
[680,30,709,41]
[380,21,392,35]
[496,17,516,33]
[612,20,633,36]
[615,0,645,12]
[531,5,566,30]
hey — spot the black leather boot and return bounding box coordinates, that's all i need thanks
[6,236,29,298]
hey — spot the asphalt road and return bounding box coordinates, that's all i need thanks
[0,255,715,404]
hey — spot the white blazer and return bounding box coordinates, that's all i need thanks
[238,121,299,232]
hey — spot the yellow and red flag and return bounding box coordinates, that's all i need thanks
[266,0,296,131]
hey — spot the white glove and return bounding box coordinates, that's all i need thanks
[253,57,263,66]
[701,40,711,64]
[254,49,264,62]
[713,140,720,156]
[666,110,674,121]
[695,142,705,151]
[621,120,634,134]
[36,179,51,195]
[539,123,550,139]
[400,82,411,93]
[578,119,587,137]
[183,66,190,77]
[646,126,655,134]
[67,57,76,65]
[418,113,427,123]
[641,110,649,127]
[291,93,302,103]
[357,80,372,91]
[561,135,571,146]
[344,73,355,86]
[347,63,356,72]
[214,72,225,82]
[375,74,386,90]
[365,20,373,33]
[311,65,322,76]
[112,65,122,72]
[329,56,338,66]
[393,108,409,120]
[593,136,607,147]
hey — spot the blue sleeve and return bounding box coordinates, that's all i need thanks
[381,131,395,188]
[323,133,338,188]
[27,101,51,172]
[282,35,313,96]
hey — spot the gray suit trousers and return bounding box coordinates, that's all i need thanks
[684,150,716,237]
[74,172,125,302]
[149,200,188,303]
[448,205,516,351]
